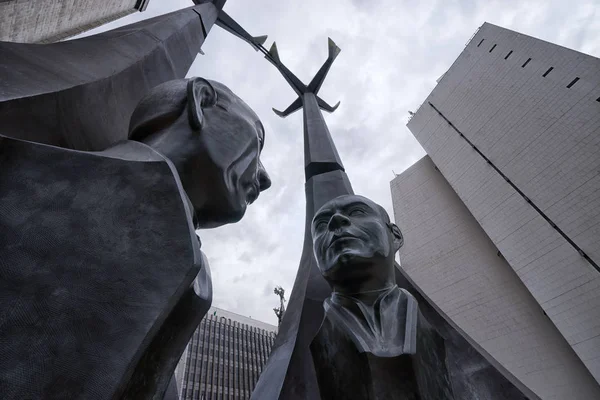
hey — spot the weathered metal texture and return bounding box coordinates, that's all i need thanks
[0,136,203,399]
[0,3,221,151]
[214,8,267,52]
[0,4,230,399]
[302,93,344,180]
[311,304,455,400]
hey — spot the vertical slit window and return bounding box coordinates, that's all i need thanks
[522,58,532,68]
[477,39,484,47]
[542,67,554,77]
[489,44,497,53]
[567,77,580,88]
[504,50,513,59]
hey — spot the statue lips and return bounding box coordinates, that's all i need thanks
[327,233,360,249]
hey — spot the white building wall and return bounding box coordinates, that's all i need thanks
[0,0,139,43]
[391,156,600,399]
[407,22,600,383]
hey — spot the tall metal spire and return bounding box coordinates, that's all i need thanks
[214,8,268,51]
[216,14,354,399]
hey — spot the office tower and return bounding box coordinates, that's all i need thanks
[391,22,600,399]
[0,0,149,43]
[175,307,277,400]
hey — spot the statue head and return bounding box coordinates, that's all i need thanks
[129,78,271,228]
[311,195,403,294]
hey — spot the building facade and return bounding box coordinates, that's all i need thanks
[174,306,277,400]
[0,0,149,43]
[392,23,600,399]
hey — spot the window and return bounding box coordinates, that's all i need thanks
[542,67,553,77]
[566,77,580,88]
[504,50,513,60]
[596,96,600,103]
[477,39,484,47]
[489,44,496,53]
[521,58,531,68]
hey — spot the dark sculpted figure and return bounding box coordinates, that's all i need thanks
[0,77,270,399]
[129,78,271,228]
[121,77,271,398]
[309,195,454,400]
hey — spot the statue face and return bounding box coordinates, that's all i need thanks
[186,83,271,227]
[129,78,271,228]
[311,195,401,283]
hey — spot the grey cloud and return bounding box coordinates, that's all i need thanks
[238,251,254,264]
[263,281,275,297]
[232,273,250,284]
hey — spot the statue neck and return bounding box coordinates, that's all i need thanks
[337,286,396,307]
[331,267,396,307]
[133,131,202,230]
[183,191,200,231]
[137,127,190,173]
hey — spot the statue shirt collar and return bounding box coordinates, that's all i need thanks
[325,285,418,357]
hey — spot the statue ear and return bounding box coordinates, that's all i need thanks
[187,77,218,131]
[387,222,404,252]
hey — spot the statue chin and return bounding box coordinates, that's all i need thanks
[329,248,370,266]
[320,253,357,279]
[190,178,250,228]
[195,204,246,228]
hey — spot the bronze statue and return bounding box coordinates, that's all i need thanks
[309,194,454,400]
[123,77,272,398]
[0,77,271,399]
[130,77,271,228]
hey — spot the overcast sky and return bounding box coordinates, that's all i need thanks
[83,0,600,326]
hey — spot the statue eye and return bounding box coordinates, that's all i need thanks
[349,208,365,216]
[255,121,265,150]
[315,219,328,231]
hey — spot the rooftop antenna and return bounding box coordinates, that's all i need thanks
[272,286,286,326]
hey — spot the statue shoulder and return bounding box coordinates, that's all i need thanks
[398,287,417,300]
[97,140,166,162]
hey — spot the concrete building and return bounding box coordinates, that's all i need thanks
[0,0,149,43]
[392,23,600,399]
[174,306,277,400]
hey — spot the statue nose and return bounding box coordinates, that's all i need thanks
[328,213,350,231]
[257,160,271,191]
